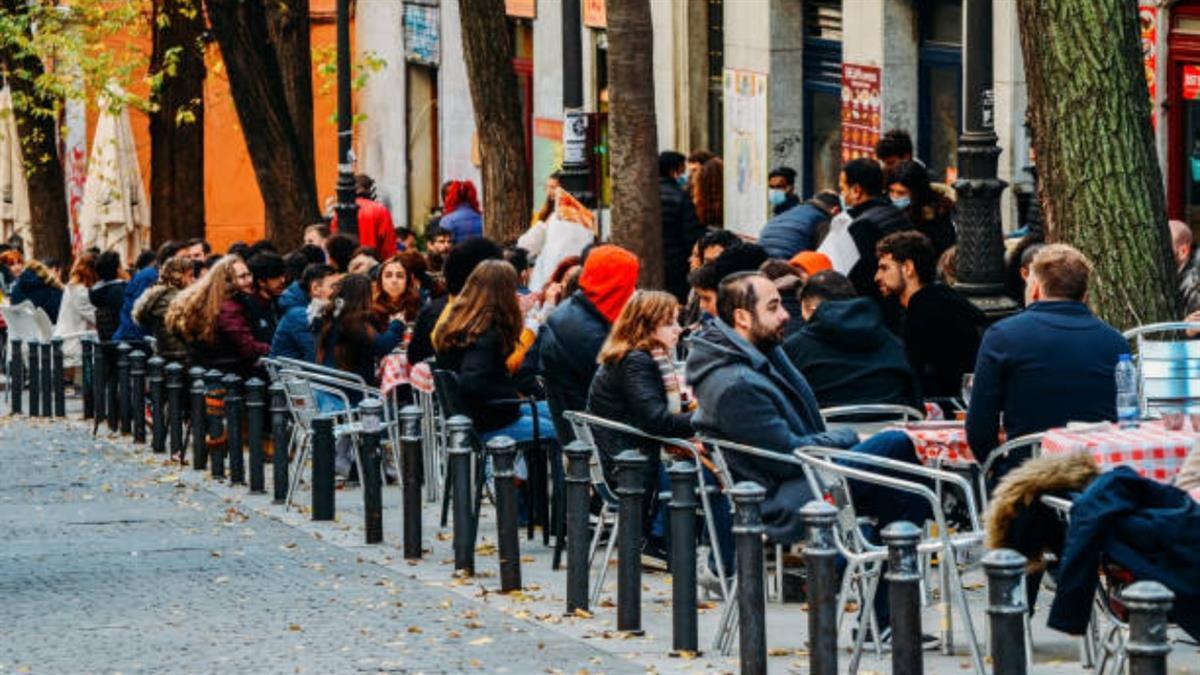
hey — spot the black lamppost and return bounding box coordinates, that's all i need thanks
[954,0,1018,316]
[334,0,359,236]
[560,0,593,204]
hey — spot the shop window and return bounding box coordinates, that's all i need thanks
[919,0,962,184]
[803,0,842,196]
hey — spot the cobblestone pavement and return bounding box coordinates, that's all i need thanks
[0,416,639,674]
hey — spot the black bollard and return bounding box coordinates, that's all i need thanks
[39,341,52,418]
[564,441,592,614]
[488,435,521,592]
[802,500,839,675]
[360,398,385,544]
[148,357,166,452]
[116,342,131,433]
[189,368,207,470]
[27,340,40,417]
[165,363,184,460]
[615,449,648,635]
[400,405,424,559]
[668,461,699,655]
[105,345,119,432]
[270,383,289,504]
[883,521,923,675]
[731,481,767,675]
[92,343,107,429]
[984,549,1028,675]
[1123,581,1174,675]
[51,337,65,417]
[81,337,94,420]
[311,416,335,521]
[223,374,244,485]
[446,415,475,575]
[205,369,225,479]
[130,350,147,443]
[245,378,266,493]
[9,339,22,415]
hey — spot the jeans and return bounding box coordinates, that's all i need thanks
[479,400,558,444]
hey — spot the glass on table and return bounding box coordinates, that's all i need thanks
[961,373,974,408]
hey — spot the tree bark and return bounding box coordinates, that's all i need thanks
[150,0,207,246]
[0,0,71,262]
[457,0,531,243]
[1017,0,1179,328]
[205,0,320,250]
[265,0,315,176]
[606,0,663,289]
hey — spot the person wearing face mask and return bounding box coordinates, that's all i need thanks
[658,151,706,303]
[887,160,956,256]
[767,167,801,216]
[838,157,912,301]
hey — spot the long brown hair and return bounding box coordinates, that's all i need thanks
[693,157,724,228]
[165,255,243,344]
[432,260,522,355]
[316,273,377,371]
[68,253,98,286]
[372,255,421,322]
[597,290,679,365]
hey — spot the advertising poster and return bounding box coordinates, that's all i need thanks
[840,63,882,163]
[1184,65,1200,101]
[722,69,769,237]
[584,0,607,28]
[1141,5,1158,129]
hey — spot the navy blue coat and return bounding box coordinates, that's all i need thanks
[758,202,832,260]
[270,305,316,362]
[10,267,63,323]
[967,301,1127,466]
[113,266,157,341]
[1049,468,1200,640]
[529,291,612,443]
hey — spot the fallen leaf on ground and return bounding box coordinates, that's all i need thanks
[468,636,493,646]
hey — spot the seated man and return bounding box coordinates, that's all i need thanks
[967,244,1127,479]
[783,270,920,410]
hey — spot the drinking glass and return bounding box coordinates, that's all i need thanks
[961,373,974,409]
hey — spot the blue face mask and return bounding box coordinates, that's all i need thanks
[677,175,688,189]
[768,189,787,207]
[891,196,912,210]
[839,194,848,211]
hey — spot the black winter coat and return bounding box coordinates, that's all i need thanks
[903,283,985,399]
[532,291,611,443]
[407,295,448,367]
[88,280,127,341]
[587,349,694,483]
[436,327,531,433]
[846,198,911,300]
[659,177,706,302]
[10,266,63,322]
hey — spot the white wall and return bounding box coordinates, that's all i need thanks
[438,0,483,193]
[842,0,918,146]
[356,0,408,224]
[650,0,677,150]
[994,0,1029,233]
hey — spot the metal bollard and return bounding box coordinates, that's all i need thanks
[563,441,592,614]
[245,378,266,493]
[270,383,289,504]
[223,374,243,485]
[205,369,225,479]
[51,337,65,417]
[9,339,22,415]
[81,337,94,420]
[39,341,52,418]
[360,399,385,544]
[883,521,924,675]
[488,435,521,592]
[984,549,1028,675]
[731,481,767,675]
[1123,581,1175,675]
[446,415,475,575]
[92,344,106,428]
[802,500,839,675]
[130,350,147,443]
[116,342,132,433]
[165,363,184,460]
[105,346,119,432]
[189,368,207,470]
[148,356,165,452]
[615,449,648,635]
[311,415,336,521]
[400,405,424,559]
[27,340,41,417]
[668,461,699,655]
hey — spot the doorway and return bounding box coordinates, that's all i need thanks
[1169,4,1200,229]
[406,63,438,232]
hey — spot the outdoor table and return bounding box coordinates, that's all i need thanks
[894,420,980,468]
[378,352,410,396]
[1040,421,1197,484]
[409,361,434,394]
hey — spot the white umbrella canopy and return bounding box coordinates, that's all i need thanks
[78,83,148,263]
[0,84,32,249]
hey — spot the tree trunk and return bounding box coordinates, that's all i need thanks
[0,0,71,262]
[1017,0,1179,328]
[150,0,207,246]
[606,0,663,289]
[205,0,320,250]
[265,0,315,176]
[457,0,530,243]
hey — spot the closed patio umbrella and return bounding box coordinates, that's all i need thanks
[78,83,148,262]
[0,84,32,249]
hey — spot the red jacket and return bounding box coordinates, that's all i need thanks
[332,197,397,258]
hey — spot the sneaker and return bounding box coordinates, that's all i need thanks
[640,537,669,572]
[853,626,941,652]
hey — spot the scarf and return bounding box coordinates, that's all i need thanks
[651,346,683,415]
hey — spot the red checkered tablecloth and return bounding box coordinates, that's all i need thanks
[409,361,434,394]
[1040,421,1197,483]
[896,422,978,467]
[378,353,410,396]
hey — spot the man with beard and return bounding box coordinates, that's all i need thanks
[685,271,935,647]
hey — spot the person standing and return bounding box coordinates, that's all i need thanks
[330,174,398,258]
[658,151,706,303]
[838,158,911,300]
[693,157,724,230]
[886,160,956,256]
[767,167,801,216]
[439,180,484,243]
[54,253,98,370]
[89,251,127,342]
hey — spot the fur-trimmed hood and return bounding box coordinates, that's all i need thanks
[132,284,177,327]
[985,452,1100,572]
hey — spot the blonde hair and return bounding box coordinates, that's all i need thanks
[165,255,244,344]
[1030,244,1092,301]
[597,290,679,365]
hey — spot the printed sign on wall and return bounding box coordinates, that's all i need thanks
[840,63,882,163]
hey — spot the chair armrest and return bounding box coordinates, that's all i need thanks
[979,432,1044,477]
[274,356,367,385]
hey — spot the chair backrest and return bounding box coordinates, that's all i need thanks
[431,368,468,419]
[1125,322,1200,415]
[563,411,621,506]
[278,369,321,431]
[0,302,40,343]
[820,403,926,424]
[30,307,53,341]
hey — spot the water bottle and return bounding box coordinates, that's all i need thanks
[1115,353,1139,427]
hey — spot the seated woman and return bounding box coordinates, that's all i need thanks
[132,257,195,363]
[314,273,407,396]
[432,259,554,444]
[166,255,267,378]
[371,255,421,329]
